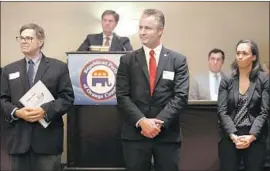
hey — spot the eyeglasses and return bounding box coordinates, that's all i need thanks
[16,36,34,43]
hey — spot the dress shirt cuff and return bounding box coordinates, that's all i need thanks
[135,117,146,127]
[11,107,19,120]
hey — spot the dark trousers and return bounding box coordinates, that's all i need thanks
[265,120,270,167]
[10,148,61,171]
[218,138,266,171]
[122,140,180,171]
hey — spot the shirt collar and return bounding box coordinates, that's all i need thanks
[143,43,163,56]
[209,70,221,77]
[103,33,113,40]
[25,53,42,65]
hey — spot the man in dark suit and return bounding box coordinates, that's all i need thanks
[116,9,189,171]
[0,23,74,171]
[77,10,133,51]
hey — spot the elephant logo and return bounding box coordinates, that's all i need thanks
[80,58,117,101]
[92,70,112,87]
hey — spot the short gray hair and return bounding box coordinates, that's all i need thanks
[19,23,45,48]
[142,9,165,28]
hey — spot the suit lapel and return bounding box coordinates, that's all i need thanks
[232,76,256,107]
[233,77,239,107]
[16,58,29,91]
[34,55,49,84]
[97,33,103,46]
[136,48,149,82]
[110,33,117,51]
[245,80,256,106]
[206,73,211,99]
[155,47,169,85]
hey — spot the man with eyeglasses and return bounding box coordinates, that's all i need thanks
[0,23,74,171]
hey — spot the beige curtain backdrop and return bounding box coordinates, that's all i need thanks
[1,2,269,163]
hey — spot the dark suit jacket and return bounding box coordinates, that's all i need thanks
[77,33,133,51]
[0,54,74,154]
[116,47,189,142]
[217,71,269,140]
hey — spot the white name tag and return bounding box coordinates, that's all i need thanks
[162,71,174,80]
[9,72,20,80]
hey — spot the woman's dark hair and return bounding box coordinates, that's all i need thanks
[231,39,262,79]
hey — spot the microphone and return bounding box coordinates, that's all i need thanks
[117,36,127,51]
[122,42,127,51]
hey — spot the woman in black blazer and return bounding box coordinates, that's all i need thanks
[217,40,269,171]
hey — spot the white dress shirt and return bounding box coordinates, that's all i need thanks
[142,43,162,70]
[25,53,42,79]
[135,43,163,127]
[209,71,221,101]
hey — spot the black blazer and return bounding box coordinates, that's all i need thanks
[217,71,269,140]
[116,47,189,142]
[0,54,74,154]
[77,33,133,51]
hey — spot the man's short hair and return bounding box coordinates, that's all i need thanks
[101,10,119,23]
[208,48,225,61]
[142,9,165,28]
[19,23,45,48]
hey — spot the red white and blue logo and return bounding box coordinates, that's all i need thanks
[80,58,117,101]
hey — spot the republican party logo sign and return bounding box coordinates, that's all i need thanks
[80,58,117,101]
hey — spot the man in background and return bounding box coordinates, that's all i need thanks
[77,10,133,51]
[189,48,226,100]
[1,23,74,171]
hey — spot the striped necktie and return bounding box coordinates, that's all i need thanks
[28,60,35,87]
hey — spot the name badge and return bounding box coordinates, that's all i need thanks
[9,72,20,80]
[162,71,174,80]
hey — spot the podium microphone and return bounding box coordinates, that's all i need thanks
[122,44,127,51]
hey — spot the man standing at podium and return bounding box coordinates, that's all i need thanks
[77,10,133,51]
[1,23,74,171]
[116,9,189,171]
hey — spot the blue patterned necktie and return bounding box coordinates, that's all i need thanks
[28,60,34,87]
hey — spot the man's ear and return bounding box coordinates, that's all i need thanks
[159,27,164,37]
[39,39,44,48]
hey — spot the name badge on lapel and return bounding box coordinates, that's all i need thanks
[162,71,174,80]
[9,72,20,80]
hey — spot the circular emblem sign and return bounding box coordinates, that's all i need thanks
[80,58,117,101]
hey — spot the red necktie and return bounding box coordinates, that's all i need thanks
[149,50,157,96]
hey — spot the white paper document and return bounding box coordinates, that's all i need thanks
[19,80,54,128]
